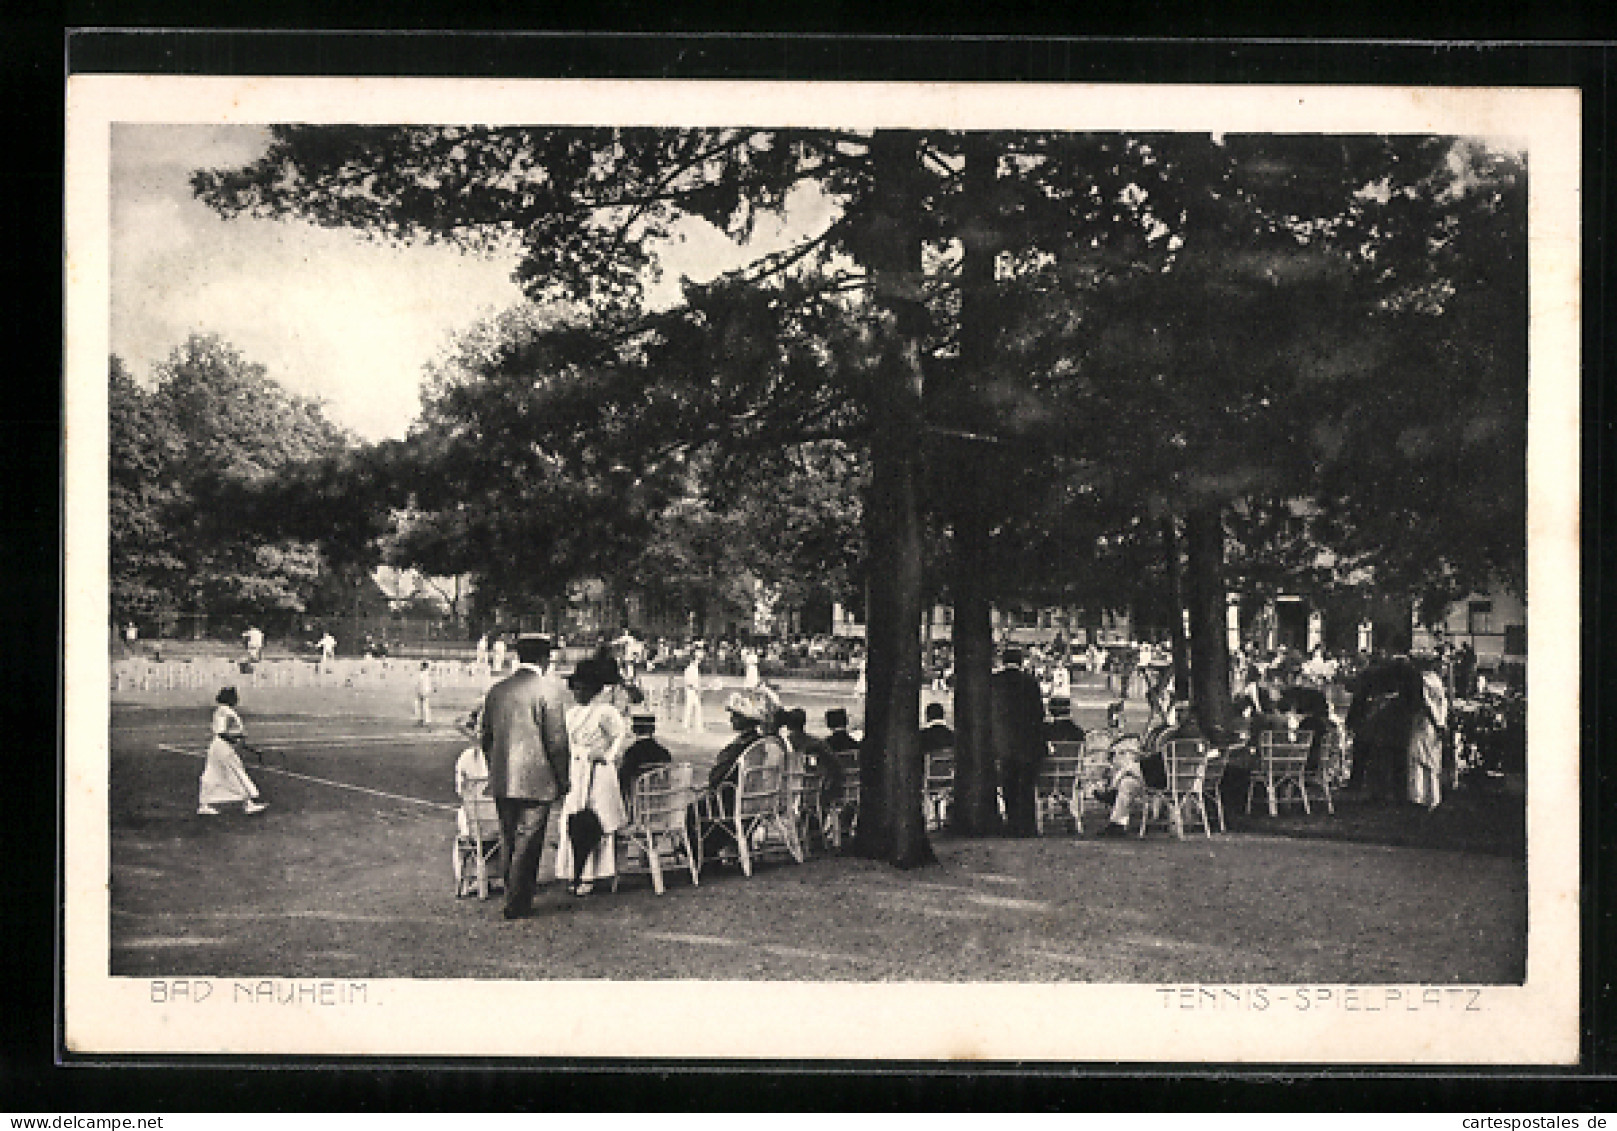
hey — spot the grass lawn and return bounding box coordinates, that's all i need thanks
[105,672,1526,985]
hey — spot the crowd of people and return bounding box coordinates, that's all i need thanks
[446,634,876,918]
[195,619,1519,911]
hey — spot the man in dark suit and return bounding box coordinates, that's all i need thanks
[480,634,572,919]
[990,647,1048,837]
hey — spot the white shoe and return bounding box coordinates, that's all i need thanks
[243,801,267,814]
[197,805,220,815]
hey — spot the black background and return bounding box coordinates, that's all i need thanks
[12,10,1617,1111]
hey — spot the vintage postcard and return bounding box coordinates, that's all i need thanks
[64,74,1580,1062]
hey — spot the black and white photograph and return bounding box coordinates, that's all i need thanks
[63,75,1580,1062]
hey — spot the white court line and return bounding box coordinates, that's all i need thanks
[229,732,462,747]
[155,743,456,811]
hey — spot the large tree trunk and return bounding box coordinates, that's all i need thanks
[950,499,1000,833]
[944,131,1005,835]
[851,129,935,868]
[1163,515,1191,705]
[1184,504,1233,739]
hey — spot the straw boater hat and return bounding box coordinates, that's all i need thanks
[725,692,764,723]
[1048,697,1072,717]
[630,713,656,734]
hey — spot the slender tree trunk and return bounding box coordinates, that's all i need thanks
[1184,504,1232,739]
[945,130,1003,835]
[851,129,935,868]
[1163,515,1191,704]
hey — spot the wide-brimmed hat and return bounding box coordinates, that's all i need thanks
[630,713,656,734]
[725,692,765,723]
[568,654,619,690]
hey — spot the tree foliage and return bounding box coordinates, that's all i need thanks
[109,334,355,623]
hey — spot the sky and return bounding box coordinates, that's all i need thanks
[109,124,829,442]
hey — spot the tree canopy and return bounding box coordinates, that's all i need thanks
[109,334,355,624]
[191,125,1529,857]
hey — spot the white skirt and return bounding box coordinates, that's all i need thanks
[199,738,260,805]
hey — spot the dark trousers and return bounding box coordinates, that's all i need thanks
[1001,759,1039,837]
[496,798,552,914]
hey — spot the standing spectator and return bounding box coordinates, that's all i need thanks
[682,647,706,732]
[491,635,507,674]
[1408,660,1449,809]
[554,655,630,896]
[243,625,264,663]
[124,621,139,653]
[475,633,489,669]
[741,644,761,690]
[317,629,337,667]
[990,647,1047,837]
[1345,657,1424,803]
[414,661,436,727]
[1454,642,1478,702]
[198,687,266,816]
[480,634,572,919]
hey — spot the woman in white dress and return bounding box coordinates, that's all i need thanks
[1407,663,1449,809]
[198,687,266,815]
[554,656,629,895]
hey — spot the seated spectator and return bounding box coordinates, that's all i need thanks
[699,692,769,860]
[708,693,767,792]
[1044,697,1086,743]
[1097,703,1201,837]
[1234,671,1274,720]
[824,707,859,761]
[782,707,843,813]
[618,712,672,804]
[920,702,956,753]
[1271,685,1331,770]
[453,708,490,838]
[823,707,862,837]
